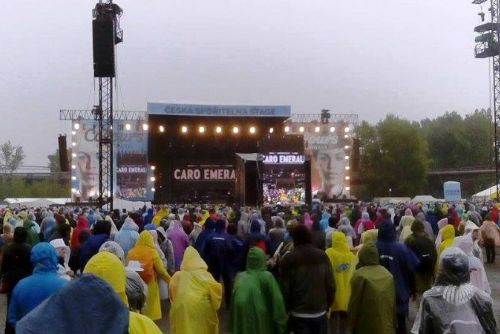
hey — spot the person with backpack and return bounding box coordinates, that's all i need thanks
[404,220,437,298]
[127,230,171,320]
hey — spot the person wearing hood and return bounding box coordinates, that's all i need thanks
[156,226,175,275]
[230,247,287,334]
[355,211,375,241]
[399,208,415,242]
[79,220,111,270]
[349,242,396,334]
[39,211,56,242]
[49,238,73,280]
[127,230,171,320]
[169,246,222,334]
[143,208,154,227]
[167,220,190,272]
[194,218,216,253]
[16,274,130,334]
[337,216,355,248]
[84,252,162,334]
[479,214,500,264]
[68,230,90,275]
[415,212,434,241]
[18,212,40,247]
[376,220,418,334]
[325,231,357,334]
[411,247,496,333]
[453,235,491,294]
[268,217,286,255]
[115,217,140,257]
[7,242,68,330]
[246,219,271,255]
[464,220,483,261]
[404,220,437,296]
[70,215,89,249]
[438,225,456,257]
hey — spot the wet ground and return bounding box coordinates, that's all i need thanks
[2,251,499,333]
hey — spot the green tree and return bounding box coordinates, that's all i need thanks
[0,141,25,174]
[356,115,431,199]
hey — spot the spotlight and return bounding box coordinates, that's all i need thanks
[71,142,76,147]
[72,153,77,158]
[345,176,350,180]
[150,176,156,182]
[249,126,256,134]
[345,127,350,133]
[71,131,76,135]
[89,190,96,197]
[198,126,205,134]
[345,156,350,160]
[73,123,80,130]
[314,126,320,133]
[344,134,349,138]
[159,125,165,133]
[346,186,351,191]
[71,164,76,170]
[345,166,350,170]
[71,188,77,193]
[181,126,188,134]
[344,145,349,149]
[329,127,335,133]
[269,127,274,134]
[150,165,156,171]
[233,126,239,134]
[125,123,131,131]
[71,176,76,181]
[151,188,156,192]
[299,126,305,133]
[284,126,290,133]
[142,123,149,131]
[215,126,222,134]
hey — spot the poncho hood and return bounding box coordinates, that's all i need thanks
[377,221,396,242]
[136,230,155,249]
[121,217,139,231]
[31,242,59,273]
[246,247,267,272]
[358,242,380,267]
[181,246,208,271]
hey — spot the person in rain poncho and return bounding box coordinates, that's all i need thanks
[99,240,125,263]
[453,235,491,294]
[376,220,418,334]
[398,208,415,242]
[464,220,483,261]
[230,247,287,334]
[415,212,434,241]
[152,207,169,226]
[325,231,357,334]
[127,230,171,320]
[84,252,162,334]
[237,211,251,238]
[438,225,455,257]
[18,211,40,246]
[115,217,140,257]
[349,242,396,334]
[49,238,73,280]
[337,216,355,248]
[70,215,89,248]
[434,218,449,248]
[404,220,437,294]
[39,211,56,242]
[168,220,190,272]
[7,242,67,329]
[169,246,222,334]
[479,214,500,264]
[79,220,111,269]
[412,247,496,333]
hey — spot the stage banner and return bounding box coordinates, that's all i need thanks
[147,103,291,117]
[303,128,351,200]
[172,165,236,182]
[71,120,99,201]
[71,120,150,202]
[114,121,150,201]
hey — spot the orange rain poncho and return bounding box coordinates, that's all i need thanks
[127,231,171,320]
[83,252,162,334]
[325,231,357,312]
[169,246,222,334]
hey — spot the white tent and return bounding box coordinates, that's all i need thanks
[112,198,152,212]
[3,198,71,208]
[411,195,440,203]
[472,185,498,201]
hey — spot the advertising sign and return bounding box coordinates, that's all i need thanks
[71,120,99,201]
[443,181,461,202]
[172,165,236,182]
[148,102,291,117]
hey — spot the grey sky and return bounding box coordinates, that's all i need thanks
[0,0,490,166]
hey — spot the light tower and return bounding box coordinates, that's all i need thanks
[92,1,123,209]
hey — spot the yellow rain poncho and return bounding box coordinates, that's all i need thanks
[199,210,210,226]
[152,208,169,226]
[325,231,357,312]
[83,252,162,334]
[169,246,222,334]
[127,231,171,320]
[438,225,455,256]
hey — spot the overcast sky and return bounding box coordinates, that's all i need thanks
[0,0,490,166]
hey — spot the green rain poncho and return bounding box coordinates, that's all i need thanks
[230,247,288,334]
[348,242,396,334]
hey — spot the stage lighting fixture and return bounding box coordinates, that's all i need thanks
[125,123,131,131]
[284,126,290,133]
[345,156,349,160]
[150,176,156,182]
[71,188,77,193]
[344,145,349,149]
[142,123,149,131]
[198,126,205,134]
[269,127,274,134]
[73,123,80,130]
[345,176,350,180]
[71,142,76,147]
[345,166,350,170]
[249,126,256,134]
[71,176,76,181]
[216,126,222,134]
[346,186,351,191]
[151,188,156,192]
[314,126,320,133]
[72,153,77,158]
[299,126,305,133]
[344,127,350,133]
[71,164,76,170]
[181,126,188,134]
[233,126,240,134]
[150,165,156,171]
[159,125,165,133]
[344,134,349,138]
[71,131,76,135]
[329,127,335,133]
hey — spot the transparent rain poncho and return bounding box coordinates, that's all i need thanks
[412,247,497,334]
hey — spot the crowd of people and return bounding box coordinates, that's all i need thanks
[0,201,498,333]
